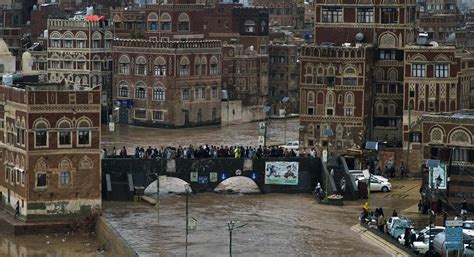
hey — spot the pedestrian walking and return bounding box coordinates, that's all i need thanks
[461,198,468,217]
[400,162,406,178]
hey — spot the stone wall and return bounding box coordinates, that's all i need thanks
[95,216,138,257]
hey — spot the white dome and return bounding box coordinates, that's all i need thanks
[214,176,261,194]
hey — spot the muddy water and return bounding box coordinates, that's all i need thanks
[101,119,299,151]
[104,194,387,257]
[0,234,101,257]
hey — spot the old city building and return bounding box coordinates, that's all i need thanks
[0,81,102,221]
[299,0,417,167]
[253,0,305,29]
[0,0,24,63]
[221,43,268,124]
[112,39,222,127]
[402,45,462,171]
[47,18,114,107]
[417,0,462,42]
[420,111,474,210]
[268,43,299,115]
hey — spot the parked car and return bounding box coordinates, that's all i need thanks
[464,241,474,257]
[389,218,413,239]
[463,221,474,237]
[398,226,445,245]
[386,217,401,233]
[413,234,438,255]
[434,231,474,257]
[279,141,299,150]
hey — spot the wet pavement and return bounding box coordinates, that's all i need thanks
[101,119,300,151]
[103,194,388,257]
[0,233,101,257]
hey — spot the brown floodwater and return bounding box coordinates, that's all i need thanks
[0,233,101,257]
[104,194,388,257]
[101,119,300,151]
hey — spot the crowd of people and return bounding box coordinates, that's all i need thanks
[103,145,319,159]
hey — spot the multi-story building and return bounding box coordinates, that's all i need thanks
[0,80,102,221]
[47,18,114,107]
[253,0,304,29]
[221,43,268,123]
[112,39,222,127]
[402,45,462,171]
[420,111,474,211]
[299,0,417,167]
[268,43,299,114]
[0,0,23,62]
[417,0,462,42]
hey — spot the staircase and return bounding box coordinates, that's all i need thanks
[107,183,133,201]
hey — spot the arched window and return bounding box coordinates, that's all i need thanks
[345,92,354,106]
[245,20,256,32]
[57,119,72,147]
[34,119,48,148]
[118,81,129,98]
[375,69,384,81]
[376,102,385,116]
[194,57,202,76]
[153,85,165,101]
[135,82,146,99]
[388,103,396,116]
[178,13,190,31]
[316,67,324,84]
[160,13,172,31]
[92,32,102,48]
[307,91,315,103]
[449,129,471,145]
[135,56,147,75]
[148,12,159,31]
[76,31,87,48]
[210,56,219,75]
[77,119,91,146]
[50,32,61,48]
[430,128,443,143]
[304,64,314,84]
[119,55,130,75]
[200,57,207,75]
[92,55,101,71]
[343,67,357,85]
[326,91,335,116]
[388,68,398,81]
[179,57,190,77]
[154,57,166,76]
[63,31,74,48]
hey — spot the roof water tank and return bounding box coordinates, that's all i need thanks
[3,74,13,86]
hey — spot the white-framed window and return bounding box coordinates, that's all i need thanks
[36,173,47,188]
[77,120,91,146]
[118,82,129,98]
[357,8,374,23]
[435,64,449,78]
[322,7,343,23]
[134,109,147,119]
[154,64,166,76]
[411,64,426,78]
[119,55,130,75]
[59,171,71,186]
[245,20,256,32]
[153,88,165,101]
[34,120,48,147]
[182,88,190,100]
[211,87,218,99]
[15,169,20,184]
[135,87,146,99]
[153,111,164,121]
[57,120,72,147]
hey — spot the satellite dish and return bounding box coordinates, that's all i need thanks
[429,41,439,47]
[356,32,364,42]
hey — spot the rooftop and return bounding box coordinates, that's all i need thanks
[422,110,474,121]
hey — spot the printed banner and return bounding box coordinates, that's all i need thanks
[265,162,299,185]
[429,161,447,190]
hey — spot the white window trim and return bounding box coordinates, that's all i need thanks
[134,109,148,120]
[58,171,73,188]
[152,110,165,121]
[34,130,49,149]
[35,172,47,190]
[77,129,92,147]
[57,130,73,148]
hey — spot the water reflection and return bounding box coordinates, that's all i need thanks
[0,234,100,257]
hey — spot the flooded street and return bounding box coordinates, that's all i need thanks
[101,119,299,150]
[0,234,101,257]
[104,194,387,257]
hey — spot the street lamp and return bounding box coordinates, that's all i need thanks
[263,105,271,148]
[323,128,334,201]
[227,221,247,257]
[184,184,192,257]
[426,159,441,257]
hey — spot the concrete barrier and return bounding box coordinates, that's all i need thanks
[95,216,138,257]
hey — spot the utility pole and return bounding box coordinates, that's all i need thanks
[156,173,160,224]
[185,185,189,257]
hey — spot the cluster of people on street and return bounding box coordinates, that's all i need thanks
[103,145,319,159]
[369,162,408,179]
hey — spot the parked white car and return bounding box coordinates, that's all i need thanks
[279,141,299,150]
[398,226,445,245]
[355,176,392,192]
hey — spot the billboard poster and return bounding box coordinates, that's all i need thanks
[429,161,447,190]
[265,162,299,185]
[381,151,395,169]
